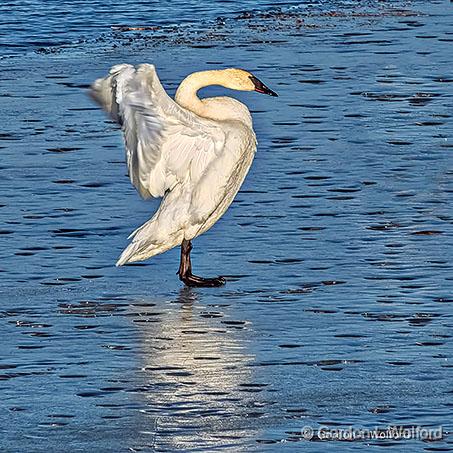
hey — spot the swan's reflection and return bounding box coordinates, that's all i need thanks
[136,287,257,450]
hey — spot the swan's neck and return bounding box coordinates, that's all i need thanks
[175,70,230,118]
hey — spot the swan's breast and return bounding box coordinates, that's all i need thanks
[201,96,253,129]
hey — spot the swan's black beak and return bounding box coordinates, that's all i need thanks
[249,76,278,97]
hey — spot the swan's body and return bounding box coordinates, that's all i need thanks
[91,64,277,286]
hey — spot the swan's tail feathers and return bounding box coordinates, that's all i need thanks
[116,238,179,266]
[127,221,149,240]
[116,222,184,267]
[116,240,154,266]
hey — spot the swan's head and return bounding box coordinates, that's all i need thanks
[221,68,278,96]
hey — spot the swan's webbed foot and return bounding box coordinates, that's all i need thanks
[177,239,226,288]
[180,272,225,288]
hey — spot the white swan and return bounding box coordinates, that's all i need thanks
[91,64,277,287]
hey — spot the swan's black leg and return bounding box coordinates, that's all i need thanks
[177,239,225,287]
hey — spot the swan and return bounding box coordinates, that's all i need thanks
[90,64,277,287]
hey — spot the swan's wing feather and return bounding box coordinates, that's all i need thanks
[118,125,256,266]
[189,125,256,224]
[91,64,224,198]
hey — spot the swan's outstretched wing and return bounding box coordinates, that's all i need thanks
[91,64,225,199]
